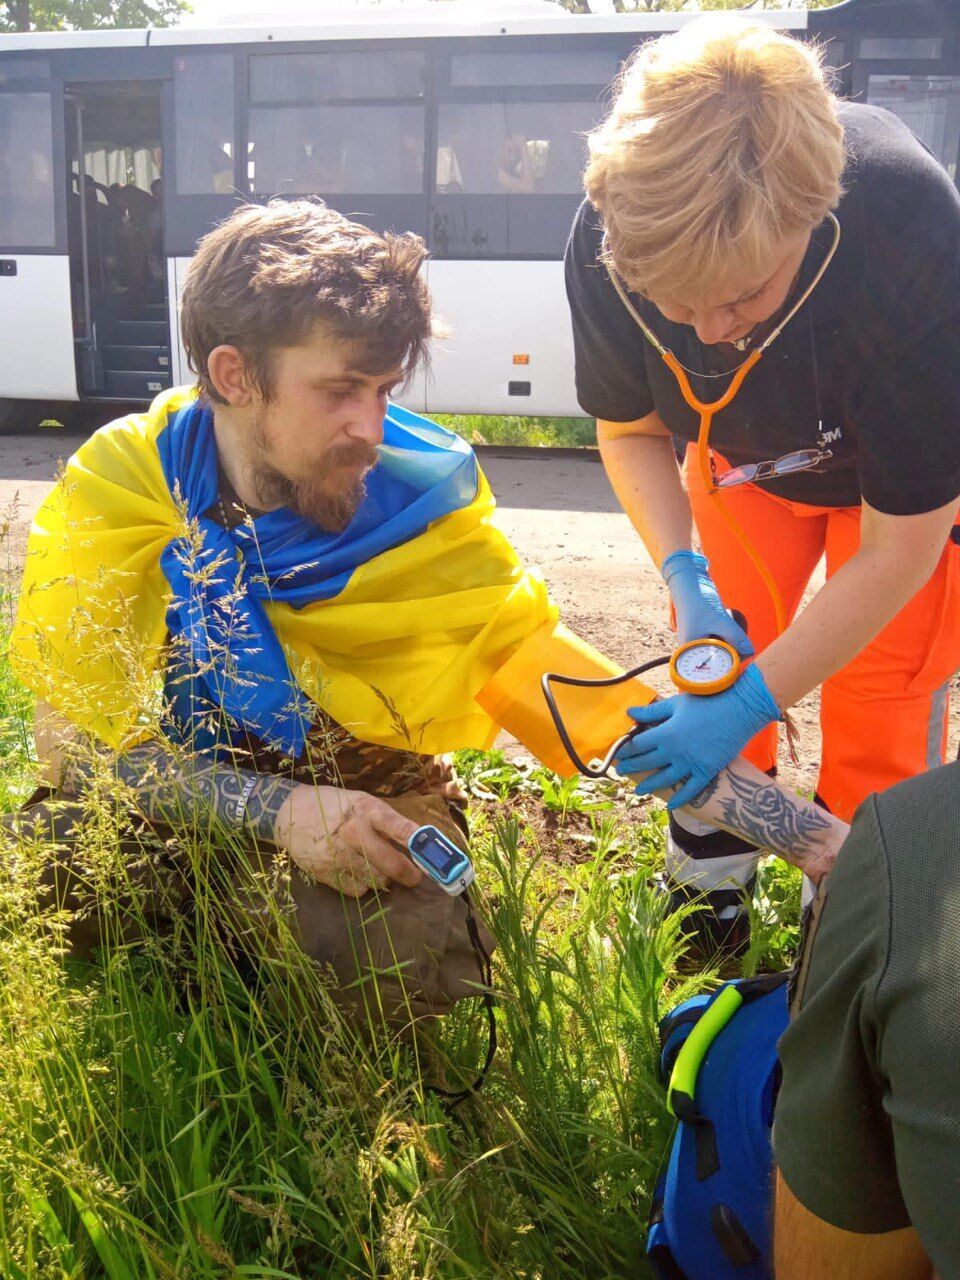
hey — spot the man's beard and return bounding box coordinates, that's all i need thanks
[252,435,377,533]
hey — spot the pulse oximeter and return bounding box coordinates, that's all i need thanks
[407,824,475,896]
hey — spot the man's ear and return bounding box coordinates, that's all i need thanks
[207,345,254,407]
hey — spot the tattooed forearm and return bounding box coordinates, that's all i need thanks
[714,769,832,857]
[658,760,848,883]
[689,772,721,809]
[59,740,297,841]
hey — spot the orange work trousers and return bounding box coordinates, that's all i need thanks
[683,446,960,821]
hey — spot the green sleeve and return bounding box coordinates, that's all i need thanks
[772,795,911,1233]
[869,764,960,1274]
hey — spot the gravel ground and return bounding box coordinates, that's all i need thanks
[1,428,956,792]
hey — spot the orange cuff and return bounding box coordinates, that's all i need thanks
[476,620,657,776]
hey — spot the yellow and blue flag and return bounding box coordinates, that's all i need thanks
[10,387,557,757]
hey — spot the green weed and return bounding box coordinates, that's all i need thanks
[433,415,596,450]
[0,640,799,1278]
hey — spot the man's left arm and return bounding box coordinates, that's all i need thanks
[477,621,848,883]
[668,758,844,885]
[773,1172,932,1280]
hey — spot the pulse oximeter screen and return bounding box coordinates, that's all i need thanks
[412,832,461,878]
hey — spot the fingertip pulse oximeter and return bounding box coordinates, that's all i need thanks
[407,824,475,896]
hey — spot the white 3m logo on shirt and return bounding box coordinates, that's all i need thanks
[820,426,843,444]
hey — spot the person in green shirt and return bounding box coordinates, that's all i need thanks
[773,760,960,1280]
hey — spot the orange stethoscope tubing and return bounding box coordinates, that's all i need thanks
[662,347,785,629]
[603,212,842,638]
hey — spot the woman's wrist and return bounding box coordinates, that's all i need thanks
[661,548,707,583]
[739,661,782,723]
[754,648,800,716]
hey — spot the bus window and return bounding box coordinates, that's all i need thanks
[174,55,234,195]
[449,48,621,89]
[0,91,55,247]
[819,37,848,83]
[435,101,596,196]
[250,50,425,103]
[859,37,944,61]
[249,103,424,196]
[867,74,960,180]
[0,57,51,84]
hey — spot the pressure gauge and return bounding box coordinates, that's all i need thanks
[669,638,741,696]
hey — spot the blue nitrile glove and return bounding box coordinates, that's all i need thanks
[614,664,780,810]
[662,550,754,657]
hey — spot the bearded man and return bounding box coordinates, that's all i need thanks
[6,199,845,1024]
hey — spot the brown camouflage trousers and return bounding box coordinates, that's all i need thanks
[0,787,493,1025]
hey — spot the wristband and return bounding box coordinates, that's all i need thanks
[232,775,258,828]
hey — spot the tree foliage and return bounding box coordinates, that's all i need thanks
[0,0,188,32]
[556,0,842,11]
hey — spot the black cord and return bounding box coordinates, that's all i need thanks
[428,887,498,1110]
[430,633,739,1106]
[540,655,671,778]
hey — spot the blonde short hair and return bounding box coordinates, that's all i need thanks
[585,17,845,299]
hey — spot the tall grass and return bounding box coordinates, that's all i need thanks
[0,570,800,1279]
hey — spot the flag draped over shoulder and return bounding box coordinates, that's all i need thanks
[10,386,556,756]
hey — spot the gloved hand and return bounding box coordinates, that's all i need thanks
[614,663,780,810]
[662,550,754,657]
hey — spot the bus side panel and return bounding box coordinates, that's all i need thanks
[0,256,78,401]
[424,260,581,418]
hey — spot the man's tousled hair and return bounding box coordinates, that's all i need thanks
[180,198,434,402]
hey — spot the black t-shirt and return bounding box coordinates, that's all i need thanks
[565,102,960,514]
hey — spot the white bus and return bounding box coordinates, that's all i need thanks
[0,0,956,424]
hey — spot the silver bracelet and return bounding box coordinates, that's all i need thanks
[232,775,259,829]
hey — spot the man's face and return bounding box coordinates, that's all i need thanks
[646,229,811,348]
[246,329,405,532]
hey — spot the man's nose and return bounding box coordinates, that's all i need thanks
[692,308,737,347]
[349,396,387,447]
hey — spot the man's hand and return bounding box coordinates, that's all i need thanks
[274,785,423,898]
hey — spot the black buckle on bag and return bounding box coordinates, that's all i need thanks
[711,1202,760,1266]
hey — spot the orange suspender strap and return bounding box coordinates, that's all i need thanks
[476,620,657,777]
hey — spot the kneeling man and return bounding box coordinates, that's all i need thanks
[7,199,844,1021]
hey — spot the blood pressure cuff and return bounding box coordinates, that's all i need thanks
[476,620,656,776]
[647,972,789,1280]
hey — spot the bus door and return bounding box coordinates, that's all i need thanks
[66,81,171,400]
[0,73,77,401]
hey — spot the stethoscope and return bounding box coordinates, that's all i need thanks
[603,212,842,634]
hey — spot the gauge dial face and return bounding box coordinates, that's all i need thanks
[673,641,737,686]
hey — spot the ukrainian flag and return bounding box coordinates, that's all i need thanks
[10,387,557,757]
